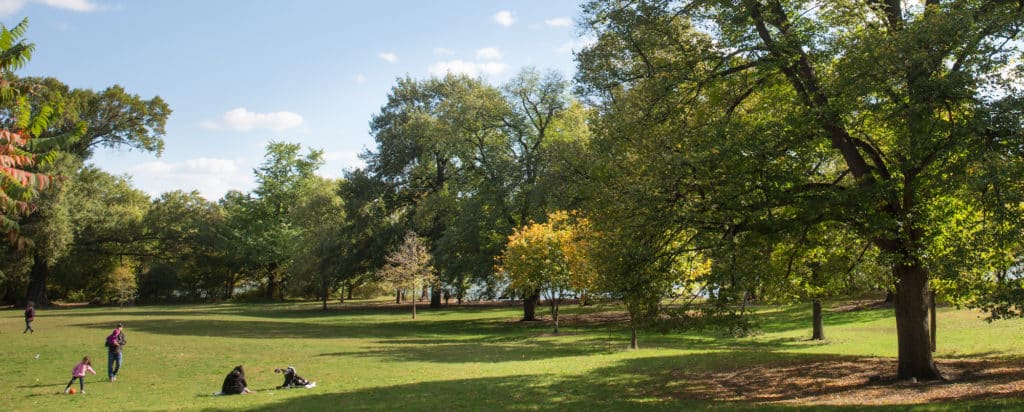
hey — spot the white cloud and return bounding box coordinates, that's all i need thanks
[378,52,399,63]
[475,47,502,60]
[433,47,455,56]
[429,60,508,77]
[355,73,366,83]
[38,0,98,11]
[0,0,27,15]
[129,158,252,200]
[131,161,175,175]
[183,157,238,174]
[0,0,101,15]
[477,62,508,75]
[545,17,572,28]
[201,108,304,132]
[493,10,515,27]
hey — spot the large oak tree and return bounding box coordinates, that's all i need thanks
[577,0,1024,380]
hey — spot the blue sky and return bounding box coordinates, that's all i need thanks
[3,0,589,199]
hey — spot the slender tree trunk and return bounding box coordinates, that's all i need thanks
[894,260,943,380]
[522,289,540,321]
[411,294,417,319]
[26,253,51,307]
[811,299,824,340]
[430,286,441,308]
[630,320,639,350]
[550,300,560,334]
[396,289,402,304]
[930,291,937,352]
[321,282,329,311]
[223,275,236,300]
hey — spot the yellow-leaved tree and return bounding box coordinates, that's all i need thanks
[499,211,594,333]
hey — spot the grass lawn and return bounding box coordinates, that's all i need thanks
[2,298,1023,411]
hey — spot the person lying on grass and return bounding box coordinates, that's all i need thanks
[274,366,316,389]
[217,365,252,395]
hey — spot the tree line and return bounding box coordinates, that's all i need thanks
[3,1,1024,382]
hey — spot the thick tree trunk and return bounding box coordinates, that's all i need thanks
[265,263,279,300]
[930,291,937,352]
[884,291,894,304]
[522,289,540,321]
[811,299,824,340]
[894,260,943,380]
[25,253,51,307]
[430,286,442,309]
[347,284,353,300]
[396,289,402,304]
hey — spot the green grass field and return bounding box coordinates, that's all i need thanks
[2,299,1023,411]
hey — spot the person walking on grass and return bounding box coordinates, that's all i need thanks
[64,356,96,394]
[23,301,34,333]
[106,323,126,381]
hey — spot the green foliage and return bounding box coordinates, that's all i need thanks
[350,281,393,299]
[49,166,149,300]
[576,0,1024,375]
[103,264,137,306]
[13,76,170,158]
[228,141,325,300]
[65,288,87,303]
[138,190,226,301]
[287,176,347,304]
[361,69,586,313]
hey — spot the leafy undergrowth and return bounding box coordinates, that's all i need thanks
[1,299,1022,411]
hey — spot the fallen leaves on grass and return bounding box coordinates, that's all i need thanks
[671,357,1024,405]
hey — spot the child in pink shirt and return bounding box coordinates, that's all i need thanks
[64,356,96,394]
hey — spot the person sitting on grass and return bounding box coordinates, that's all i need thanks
[64,356,96,394]
[219,365,252,395]
[274,366,316,389]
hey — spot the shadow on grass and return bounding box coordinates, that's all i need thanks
[47,301,529,323]
[197,350,1024,412]
[318,335,621,364]
[51,299,895,339]
[71,314,560,342]
[199,351,1024,412]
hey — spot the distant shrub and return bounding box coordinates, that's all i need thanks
[66,289,88,303]
[351,282,391,299]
